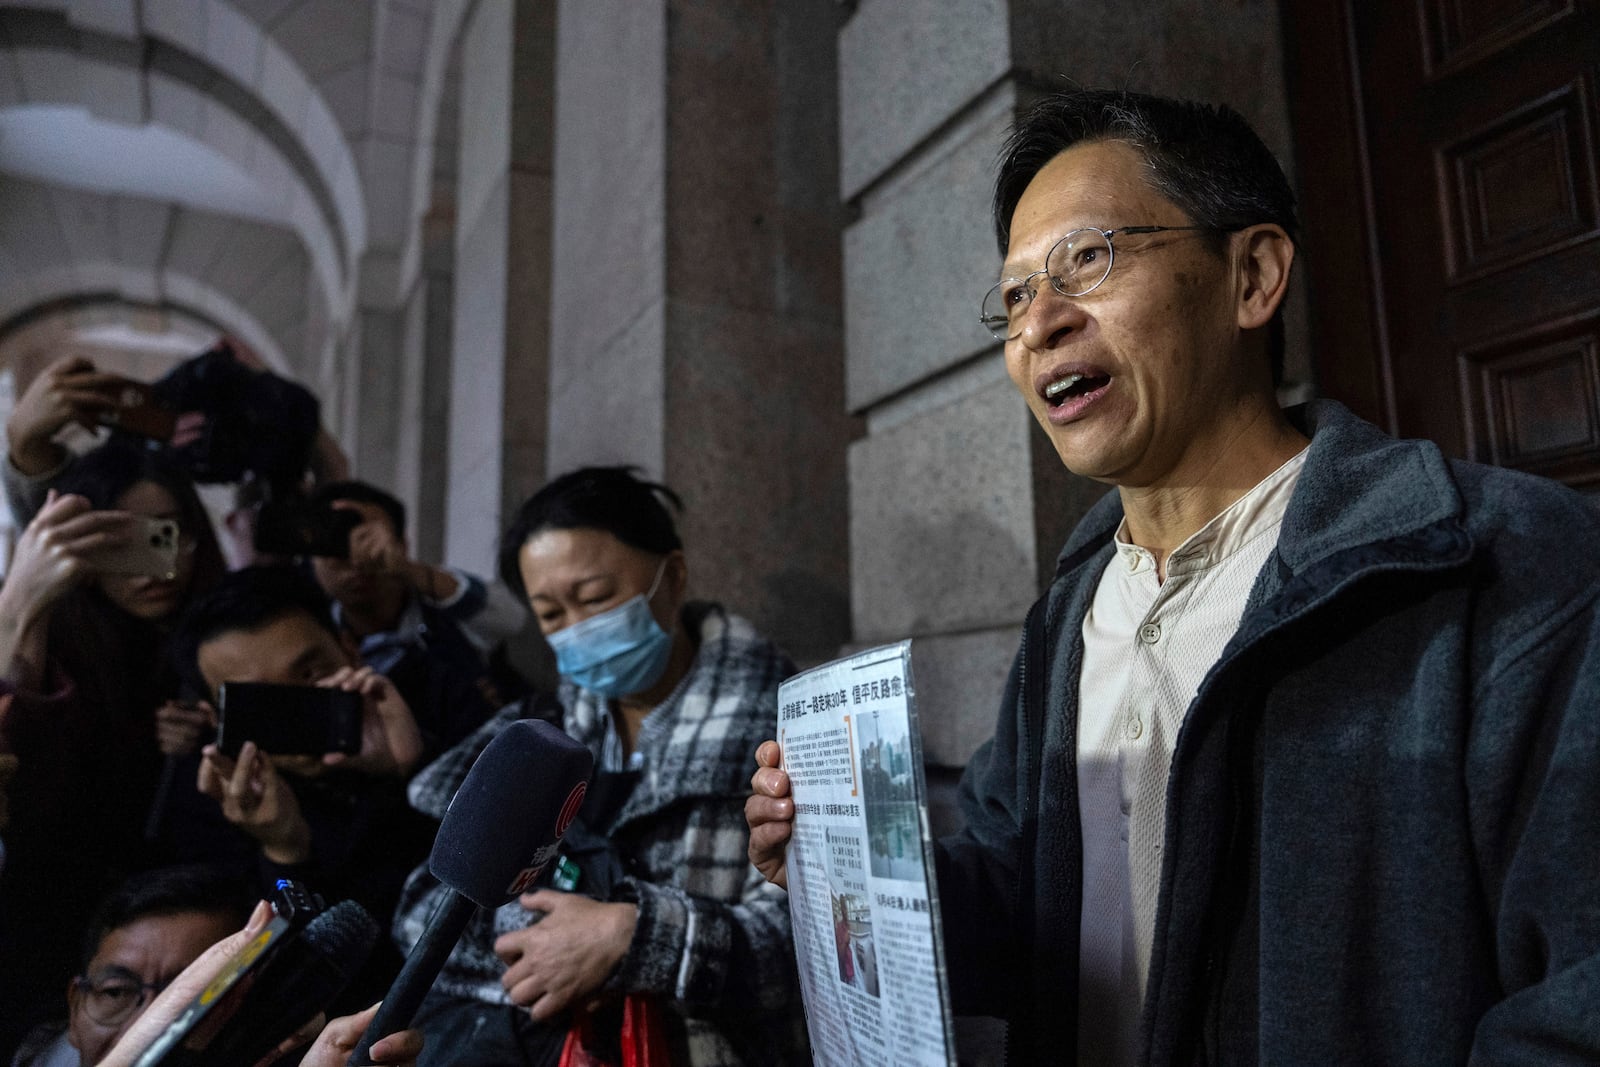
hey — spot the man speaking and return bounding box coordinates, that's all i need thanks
[747,88,1600,1065]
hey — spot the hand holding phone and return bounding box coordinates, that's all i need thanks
[94,377,179,443]
[317,666,424,779]
[196,741,311,863]
[0,493,145,628]
[6,356,124,475]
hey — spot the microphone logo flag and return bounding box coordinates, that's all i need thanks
[556,782,586,837]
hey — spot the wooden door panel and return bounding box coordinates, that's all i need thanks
[1421,0,1576,76]
[1289,0,1600,489]
[1438,79,1599,282]
[1458,310,1600,485]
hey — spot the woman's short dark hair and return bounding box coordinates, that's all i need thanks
[992,88,1298,384]
[498,467,683,601]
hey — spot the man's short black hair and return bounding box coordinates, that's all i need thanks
[498,466,683,602]
[80,864,251,969]
[308,479,406,535]
[171,565,340,694]
[993,88,1298,385]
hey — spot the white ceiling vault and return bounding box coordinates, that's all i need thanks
[0,0,462,390]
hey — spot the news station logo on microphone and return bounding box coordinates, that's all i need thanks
[504,780,588,894]
[556,780,586,836]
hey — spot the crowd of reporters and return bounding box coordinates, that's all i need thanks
[0,342,801,1066]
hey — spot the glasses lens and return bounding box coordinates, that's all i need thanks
[1045,229,1113,297]
[981,278,1029,341]
[79,978,144,1026]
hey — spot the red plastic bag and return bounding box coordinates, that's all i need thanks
[559,996,672,1067]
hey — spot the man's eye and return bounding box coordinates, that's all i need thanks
[1002,284,1029,308]
[94,984,140,1003]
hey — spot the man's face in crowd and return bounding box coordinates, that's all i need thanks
[67,910,237,1064]
[195,610,356,776]
[309,499,403,611]
[1001,140,1253,488]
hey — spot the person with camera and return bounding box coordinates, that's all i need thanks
[0,442,228,1062]
[299,480,517,756]
[169,564,437,1014]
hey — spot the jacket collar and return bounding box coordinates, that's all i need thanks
[1053,399,1472,583]
[1274,400,1466,572]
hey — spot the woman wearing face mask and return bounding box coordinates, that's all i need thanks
[393,467,807,1067]
[0,441,227,1061]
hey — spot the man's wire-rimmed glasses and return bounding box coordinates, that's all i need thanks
[74,968,167,1027]
[979,225,1221,341]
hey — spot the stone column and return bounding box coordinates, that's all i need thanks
[443,0,555,575]
[547,0,854,664]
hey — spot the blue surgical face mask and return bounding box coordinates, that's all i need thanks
[546,558,673,698]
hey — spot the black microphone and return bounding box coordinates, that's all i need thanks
[135,899,379,1066]
[347,718,594,1065]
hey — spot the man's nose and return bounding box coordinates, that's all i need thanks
[1017,283,1089,350]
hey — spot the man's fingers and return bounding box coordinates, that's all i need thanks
[752,765,791,798]
[370,1027,425,1062]
[755,739,783,768]
[226,743,263,803]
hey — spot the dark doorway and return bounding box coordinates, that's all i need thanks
[1285,0,1600,491]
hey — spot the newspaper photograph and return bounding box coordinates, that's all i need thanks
[778,641,955,1067]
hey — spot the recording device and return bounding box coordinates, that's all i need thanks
[88,516,179,579]
[133,895,378,1067]
[152,341,320,490]
[252,497,361,558]
[94,378,178,443]
[216,682,363,759]
[347,719,595,1065]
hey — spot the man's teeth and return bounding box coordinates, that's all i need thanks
[1045,374,1085,399]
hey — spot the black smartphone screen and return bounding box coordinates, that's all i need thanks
[252,499,362,558]
[216,683,363,758]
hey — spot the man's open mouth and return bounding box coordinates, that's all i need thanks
[1043,371,1110,408]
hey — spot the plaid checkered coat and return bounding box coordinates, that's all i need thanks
[395,602,808,1065]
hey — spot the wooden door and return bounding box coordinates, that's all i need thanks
[1286,0,1600,491]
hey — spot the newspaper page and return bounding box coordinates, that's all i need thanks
[778,641,955,1067]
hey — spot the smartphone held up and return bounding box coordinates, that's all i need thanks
[216,682,363,760]
[88,516,181,580]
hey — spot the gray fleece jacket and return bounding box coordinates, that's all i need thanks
[938,400,1600,1065]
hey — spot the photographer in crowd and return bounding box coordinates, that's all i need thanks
[169,565,438,1010]
[305,479,517,739]
[0,444,226,1059]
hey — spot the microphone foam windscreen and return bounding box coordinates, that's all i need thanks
[429,719,594,908]
[302,900,380,972]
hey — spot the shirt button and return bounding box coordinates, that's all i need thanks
[1139,622,1162,644]
[1124,715,1143,740]
[1126,554,1140,572]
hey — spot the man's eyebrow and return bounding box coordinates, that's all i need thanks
[86,964,142,983]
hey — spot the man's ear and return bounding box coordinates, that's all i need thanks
[1234,224,1294,331]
